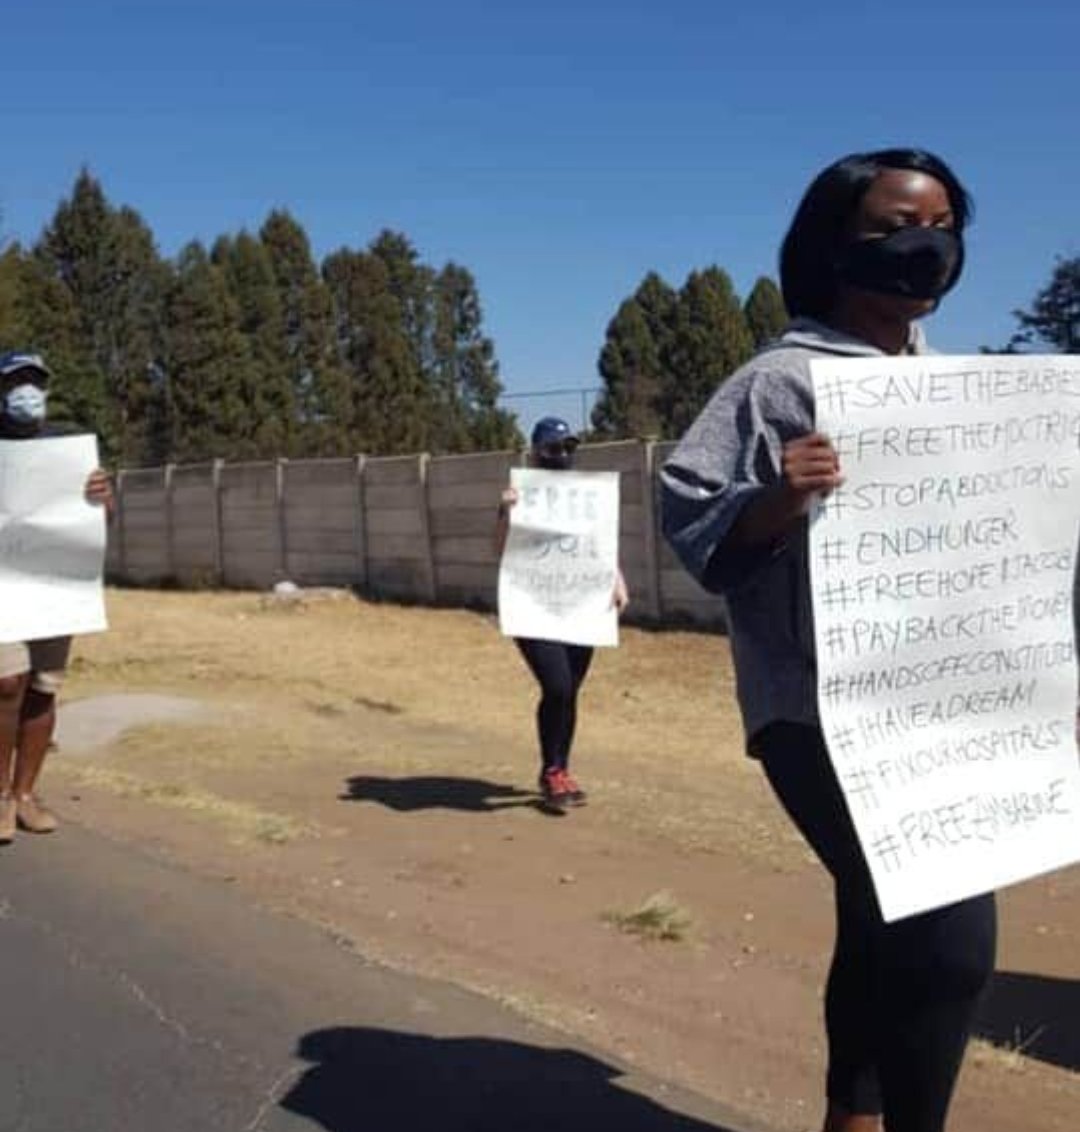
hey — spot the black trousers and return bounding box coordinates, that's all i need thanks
[754,723,996,1132]
[514,638,594,772]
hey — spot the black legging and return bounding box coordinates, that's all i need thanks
[754,723,996,1132]
[514,638,594,772]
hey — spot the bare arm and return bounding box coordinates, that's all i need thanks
[493,486,517,557]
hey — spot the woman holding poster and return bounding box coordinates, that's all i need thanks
[0,351,112,843]
[661,152,995,1132]
[496,417,629,809]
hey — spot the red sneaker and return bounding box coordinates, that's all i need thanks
[560,770,587,805]
[539,767,572,807]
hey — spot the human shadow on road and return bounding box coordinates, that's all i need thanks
[340,775,538,814]
[280,1027,739,1131]
[975,970,1080,1072]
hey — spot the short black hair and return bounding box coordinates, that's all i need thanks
[779,148,973,320]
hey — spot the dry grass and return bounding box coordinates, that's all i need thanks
[75,591,738,753]
[64,588,780,861]
[64,764,312,845]
[604,890,694,942]
[970,1028,1049,1076]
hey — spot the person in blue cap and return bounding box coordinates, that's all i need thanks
[0,350,113,843]
[495,417,628,808]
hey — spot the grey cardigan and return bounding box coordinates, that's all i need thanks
[660,318,929,744]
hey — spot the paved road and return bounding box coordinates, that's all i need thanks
[0,828,765,1132]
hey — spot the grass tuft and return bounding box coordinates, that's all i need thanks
[64,766,309,845]
[605,890,693,942]
[969,1027,1047,1075]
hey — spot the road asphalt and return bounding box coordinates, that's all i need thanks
[1,824,768,1132]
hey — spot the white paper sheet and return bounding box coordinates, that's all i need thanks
[0,435,108,643]
[810,355,1080,921]
[498,468,620,647]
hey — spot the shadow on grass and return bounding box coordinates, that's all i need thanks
[340,774,552,815]
[281,1027,740,1131]
[975,970,1080,1072]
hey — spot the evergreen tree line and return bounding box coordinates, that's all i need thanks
[591,269,786,440]
[593,253,1080,440]
[0,171,519,466]
[2,170,1070,466]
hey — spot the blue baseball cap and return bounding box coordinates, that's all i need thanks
[0,351,51,382]
[530,416,578,449]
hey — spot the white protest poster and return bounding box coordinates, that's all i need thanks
[0,435,108,643]
[498,468,620,647]
[810,355,1080,921]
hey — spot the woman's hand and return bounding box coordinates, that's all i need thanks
[729,432,842,549]
[612,570,629,615]
[498,486,519,515]
[781,432,843,501]
[84,468,114,513]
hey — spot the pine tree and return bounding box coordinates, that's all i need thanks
[102,206,172,463]
[37,171,169,463]
[1006,257,1080,353]
[743,275,788,350]
[432,263,518,451]
[369,230,435,377]
[661,267,753,437]
[259,210,353,455]
[323,248,433,454]
[212,231,294,454]
[593,272,678,438]
[0,244,29,347]
[592,298,664,438]
[633,272,679,362]
[162,242,263,462]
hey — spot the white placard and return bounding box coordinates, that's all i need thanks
[498,468,620,647]
[810,355,1080,921]
[0,435,108,643]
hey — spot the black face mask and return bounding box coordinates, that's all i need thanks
[535,452,574,471]
[838,226,963,301]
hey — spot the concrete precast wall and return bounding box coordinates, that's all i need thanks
[109,441,726,628]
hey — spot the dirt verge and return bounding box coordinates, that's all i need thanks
[44,590,1080,1132]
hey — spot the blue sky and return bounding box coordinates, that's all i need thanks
[3,0,1077,431]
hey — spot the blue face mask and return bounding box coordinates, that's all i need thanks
[3,383,48,427]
